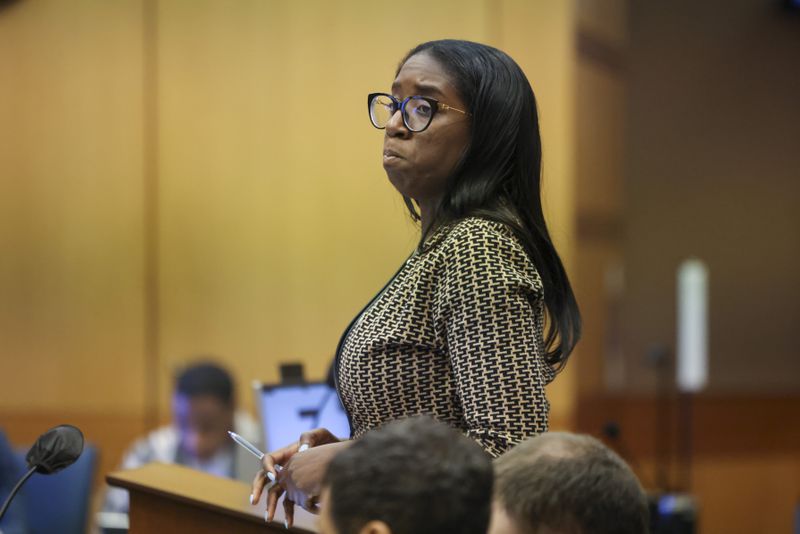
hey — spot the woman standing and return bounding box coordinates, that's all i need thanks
[252,39,580,526]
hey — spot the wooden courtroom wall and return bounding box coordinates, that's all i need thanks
[573,1,800,532]
[0,0,153,482]
[619,2,800,530]
[151,0,579,423]
[0,0,579,522]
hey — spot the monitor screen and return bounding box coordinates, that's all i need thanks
[255,382,351,452]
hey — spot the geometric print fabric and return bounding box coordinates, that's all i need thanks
[335,217,554,458]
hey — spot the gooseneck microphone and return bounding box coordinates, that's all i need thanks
[0,425,84,522]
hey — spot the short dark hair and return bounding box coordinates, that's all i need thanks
[494,432,649,534]
[397,40,581,370]
[323,416,493,534]
[175,361,234,406]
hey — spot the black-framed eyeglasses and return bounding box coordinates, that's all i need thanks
[367,92,469,133]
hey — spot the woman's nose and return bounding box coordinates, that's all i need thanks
[385,108,410,138]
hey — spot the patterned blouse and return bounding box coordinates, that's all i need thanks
[335,217,555,457]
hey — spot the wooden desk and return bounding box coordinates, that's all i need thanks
[107,463,317,533]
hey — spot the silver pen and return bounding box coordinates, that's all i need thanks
[227,431,281,485]
[228,430,265,460]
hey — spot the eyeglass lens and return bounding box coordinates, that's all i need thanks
[370,95,434,132]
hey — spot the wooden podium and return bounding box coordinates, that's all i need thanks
[107,463,317,533]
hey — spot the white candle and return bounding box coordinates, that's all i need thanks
[677,259,709,393]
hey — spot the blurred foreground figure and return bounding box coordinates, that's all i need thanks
[103,361,260,514]
[490,432,649,534]
[317,416,493,534]
[0,430,29,534]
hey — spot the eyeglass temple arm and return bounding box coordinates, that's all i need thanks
[375,94,469,117]
[438,103,469,115]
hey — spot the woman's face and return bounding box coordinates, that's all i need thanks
[382,52,471,207]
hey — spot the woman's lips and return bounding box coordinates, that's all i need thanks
[383,149,404,165]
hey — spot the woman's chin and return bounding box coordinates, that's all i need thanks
[386,172,412,197]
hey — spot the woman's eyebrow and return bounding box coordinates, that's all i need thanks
[414,83,445,98]
[390,81,446,98]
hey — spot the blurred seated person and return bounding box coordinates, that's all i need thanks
[489,432,649,534]
[317,416,493,534]
[0,430,29,534]
[103,361,261,514]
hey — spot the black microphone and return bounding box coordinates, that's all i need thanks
[0,425,84,521]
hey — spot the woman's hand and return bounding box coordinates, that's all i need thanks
[250,428,347,528]
[275,441,353,523]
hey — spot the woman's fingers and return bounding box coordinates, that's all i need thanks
[254,442,297,504]
[266,481,284,523]
[253,436,341,521]
[304,494,322,515]
[283,497,295,529]
[297,430,317,451]
[262,447,290,478]
[298,428,340,450]
[250,469,268,504]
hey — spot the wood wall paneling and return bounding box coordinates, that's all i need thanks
[577,394,800,533]
[1,3,579,531]
[0,1,148,413]
[623,0,800,392]
[574,1,800,532]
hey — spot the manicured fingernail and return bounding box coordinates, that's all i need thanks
[284,519,289,529]
[249,493,254,504]
[265,510,270,523]
[266,471,276,482]
[298,443,309,453]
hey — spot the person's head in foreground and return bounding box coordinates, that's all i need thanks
[369,38,580,369]
[490,432,649,534]
[172,361,235,461]
[318,416,493,534]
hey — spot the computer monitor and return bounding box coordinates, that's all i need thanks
[254,381,351,452]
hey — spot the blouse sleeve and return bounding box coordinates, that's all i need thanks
[433,220,553,457]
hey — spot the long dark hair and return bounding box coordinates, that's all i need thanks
[398,39,581,369]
